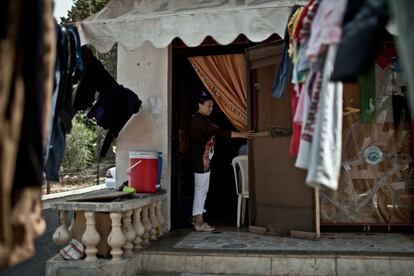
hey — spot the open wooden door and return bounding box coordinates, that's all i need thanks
[246,41,316,235]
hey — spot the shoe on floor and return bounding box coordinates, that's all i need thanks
[193,223,215,232]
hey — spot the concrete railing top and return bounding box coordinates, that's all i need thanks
[49,189,167,212]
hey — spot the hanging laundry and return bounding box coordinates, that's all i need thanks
[271,45,292,98]
[359,65,376,123]
[306,45,343,190]
[289,84,302,156]
[295,0,348,190]
[45,25,80,181]
[67,25,85,79]
[292,0,325,166]
[290,0,320,119]
[73,47,142,158]
[271,5,302,98]
[287,7,304,59]
[299,0,321,44]
[306,0,349,61]
[285,1,319,157]
[331,0,389,81]
[1,0,55,268]
[291,1,315,85]
[295,68,322,169]
[291,12,310,87]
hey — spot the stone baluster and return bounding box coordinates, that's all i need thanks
[156,201,165,237]
[108,212,126,261]
[149,202,158,240]
[121,209,136,256]
[132,207,145,248]
[141,205,151,245]
[53,210,70,246]
[82,212,100,261]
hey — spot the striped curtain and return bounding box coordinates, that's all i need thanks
[188,54,248,131]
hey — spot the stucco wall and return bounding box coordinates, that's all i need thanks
[116,42,171,229]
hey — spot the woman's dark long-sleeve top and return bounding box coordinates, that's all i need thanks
[189,112,231,173]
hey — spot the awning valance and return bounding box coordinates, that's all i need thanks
[80,0,304,52]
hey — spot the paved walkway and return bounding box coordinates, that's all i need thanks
[0,209,59,276]
[138,273,245,276]
[3,216,414,276]
[140,230,414,275]
[174,231,414,255]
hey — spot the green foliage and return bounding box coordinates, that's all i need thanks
[75,111,98,132]
[71,112,115,163]
[61,119,96,171]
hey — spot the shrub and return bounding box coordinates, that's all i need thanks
[61,119,96,171]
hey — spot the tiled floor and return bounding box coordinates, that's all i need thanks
[138,273,244,276]
[173,230,414,254]
[140,230,414,275]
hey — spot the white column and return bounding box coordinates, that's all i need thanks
[108,212,126,261]
[141,205,151,245]
[52,210,70,246]
[82,212,100,261]
[121,209,136,256]
[149,202,158,240]
[132,207,145,248]
[156,201,165,236]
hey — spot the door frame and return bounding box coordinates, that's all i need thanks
[170,36,280,229]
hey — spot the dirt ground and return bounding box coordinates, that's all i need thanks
[41,163,114,195]
[41,181,101,194]
[41,174,106,195]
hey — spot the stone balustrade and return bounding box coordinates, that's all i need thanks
[49,190,167,262]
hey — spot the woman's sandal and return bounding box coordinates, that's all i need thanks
[193,222,215,232]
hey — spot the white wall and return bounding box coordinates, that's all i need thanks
[116,42,171,229]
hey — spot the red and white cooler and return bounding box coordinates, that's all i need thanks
[128,151,158,193]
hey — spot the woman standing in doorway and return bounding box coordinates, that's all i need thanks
[189,91,254,232]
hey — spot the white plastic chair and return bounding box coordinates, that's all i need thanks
[231,155,249,228]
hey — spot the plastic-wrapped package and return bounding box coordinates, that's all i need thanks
[320,76,414,224]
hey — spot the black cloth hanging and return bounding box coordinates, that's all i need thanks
[13,0,48,188]
[73,47,142,158]
[331,0,389,82]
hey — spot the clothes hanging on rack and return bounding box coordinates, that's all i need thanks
[44,24,81,181]
[271,0,348,190]
[271,5,302,98]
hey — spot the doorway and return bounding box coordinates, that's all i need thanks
[170,36,279,229]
